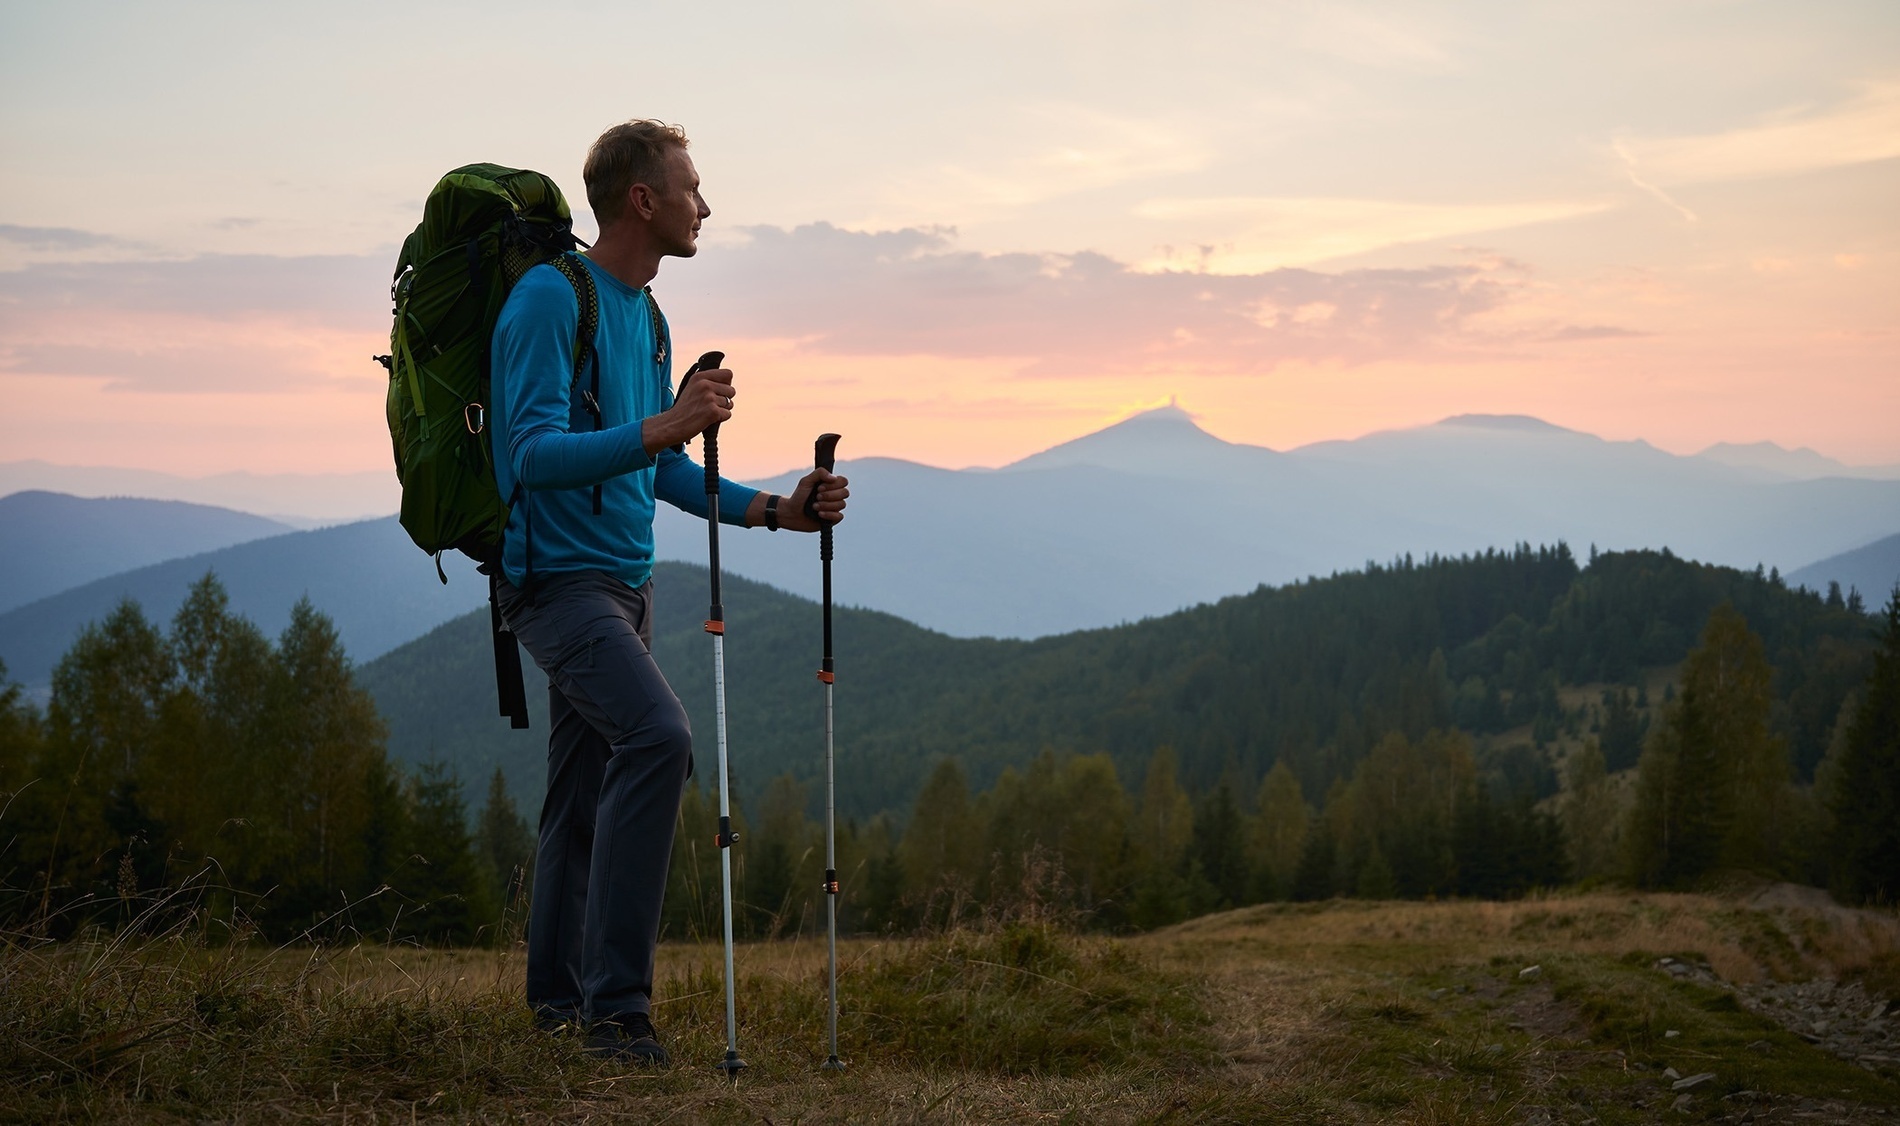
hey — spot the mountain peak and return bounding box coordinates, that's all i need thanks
[1004,399,1270,475]
[1433,414,1574,434]
[1119,400,1198,425]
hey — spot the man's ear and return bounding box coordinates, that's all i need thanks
[626,182,657,221]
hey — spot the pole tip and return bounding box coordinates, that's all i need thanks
[821,1056,847,1071]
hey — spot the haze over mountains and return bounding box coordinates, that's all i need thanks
[3,412,1896,694]
[0,517,487,691]
[1789,533,1900,605]
[655,409,1900,637]
[0,460,396,527]
[0,491,292,614]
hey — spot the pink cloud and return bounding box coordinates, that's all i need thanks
[669,223,1530,376]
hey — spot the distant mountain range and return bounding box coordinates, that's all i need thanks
[0,459,397,526]
[0,491,292,614]
[1788,532,1900,605]
[10,418,1895,526]
[0,516,486,692]
[653,409,1900,638]
[1693,441,1900,482]
[4,412,1896,692]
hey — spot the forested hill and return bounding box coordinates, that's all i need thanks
[364,547,1878,820]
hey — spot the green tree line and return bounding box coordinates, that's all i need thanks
[4,560,1895,949]
[680,585,1899,939]
[368,546,1876,825]
[0,576,532,944]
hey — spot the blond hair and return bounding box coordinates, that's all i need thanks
[583,119,690,225]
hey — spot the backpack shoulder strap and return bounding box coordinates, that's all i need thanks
[548,253,599,391]
[550,252,608,514]
[644,287,669,368]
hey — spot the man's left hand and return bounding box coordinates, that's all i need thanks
[780,468,849,532]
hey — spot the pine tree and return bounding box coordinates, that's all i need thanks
[1053,753,1130,919]
[1562,741,1618,881]
[1624,603,1789,886]
[1249,760,1308,901]
[1828,588,1900,903]
[1290,815,1337,901]
[395,764,498,945]
[26,600,172,924]
[746,772,815,937]
[1191,777,1249,910]
[898,758,980,924]
[263,597,388,929]
[1598,687,1647,773]
[1129,745,1194,928]
[475,766,534,912]
[0,660,44,800]
[1355,843,1396,899]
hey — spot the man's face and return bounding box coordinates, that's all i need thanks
[646,147,710,258]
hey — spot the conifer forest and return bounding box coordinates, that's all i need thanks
[3,546,1895,945]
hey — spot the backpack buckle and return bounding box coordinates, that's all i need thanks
[464,402,486,434]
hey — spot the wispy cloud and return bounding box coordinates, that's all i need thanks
[1130,196,1610,271]
[0,224,162,269]
[1544,324,1648,343]
[1611,139,1699,223]
[0,247,387,393]
[1296,5,1456,72]
[0,224,123,250]
[865,105,1210,226]
[0,250,388,318]
[1616,79,1900,186]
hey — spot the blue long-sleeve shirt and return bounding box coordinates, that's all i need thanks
[491,253,758,590]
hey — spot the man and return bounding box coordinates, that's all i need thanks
[490,119,848,1064]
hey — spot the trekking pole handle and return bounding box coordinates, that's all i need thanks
[670,350,727,461]
[809,433,840,560]
[674,351,727,484]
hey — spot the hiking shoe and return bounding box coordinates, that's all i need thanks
[585,1013,669,1065]
[533,1011,579,1035]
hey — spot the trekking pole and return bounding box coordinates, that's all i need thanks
[681,350,746,1079]
[809,433,845,1072]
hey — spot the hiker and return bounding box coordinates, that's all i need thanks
[489,119,849,1064]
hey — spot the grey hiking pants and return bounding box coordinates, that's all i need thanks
[496,570,692,1025]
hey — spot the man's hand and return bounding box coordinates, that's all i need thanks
[642,365,735,455]
[779,468,849,531]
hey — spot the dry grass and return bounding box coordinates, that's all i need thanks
[5,887,1898,1122]
[1151,885,1900,986]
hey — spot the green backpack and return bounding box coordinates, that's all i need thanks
[378,163,600,727]
[380,163,601,569]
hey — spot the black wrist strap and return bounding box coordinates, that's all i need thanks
[763,493,781,531]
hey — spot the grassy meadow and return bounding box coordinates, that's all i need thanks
[5,886,1898,1123]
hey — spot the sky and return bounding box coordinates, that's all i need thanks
[1,0,1896,480]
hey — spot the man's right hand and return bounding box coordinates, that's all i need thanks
[642,365,735,455]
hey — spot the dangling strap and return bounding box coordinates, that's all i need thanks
[490,571,529,730]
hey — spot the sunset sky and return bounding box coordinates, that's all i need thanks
[2,1,1896,481]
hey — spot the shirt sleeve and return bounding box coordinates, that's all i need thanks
[496,267,656,492]
[654,445,762,527]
